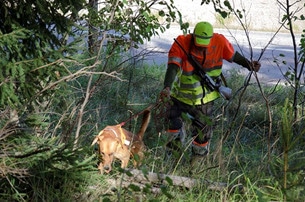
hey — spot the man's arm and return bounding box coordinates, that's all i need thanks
[233,51,261,72]
[163,63,179,89]
[159,63,179,99]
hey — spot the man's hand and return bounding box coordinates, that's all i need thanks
[159,87,171,102]
[250,61,261,72]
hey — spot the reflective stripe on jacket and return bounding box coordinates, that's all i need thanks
[168,33,235,105]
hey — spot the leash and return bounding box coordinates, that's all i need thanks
[119,104,157,126]
[119,95,171,133]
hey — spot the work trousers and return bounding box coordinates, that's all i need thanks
[166,97,214,154]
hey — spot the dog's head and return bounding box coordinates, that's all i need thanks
[91,131,122,173]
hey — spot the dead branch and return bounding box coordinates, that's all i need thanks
[106,179,163,194]
[73,75,92,149]
[106,169,241,193]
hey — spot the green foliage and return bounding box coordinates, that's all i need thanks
[0,0,85,47]
[200,0,242,19]
[0,0,86,108]
[269,99,305,200]
[1,0,184,199]
[300,29,305,62]
[0,133,98,201]
[274,1,305,121]
[86,0,186,51]
[1,0,305,201]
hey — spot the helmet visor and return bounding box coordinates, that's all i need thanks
[194,34,212,47]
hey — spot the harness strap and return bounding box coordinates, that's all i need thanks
[118,126,130,146]
[104,126,130,146]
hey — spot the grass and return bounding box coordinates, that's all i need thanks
[76,64,304,201]
[1,63,305,201]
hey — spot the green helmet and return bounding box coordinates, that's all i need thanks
[193,22,213,47]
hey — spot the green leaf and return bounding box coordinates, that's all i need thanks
[129,183,141,192]
[165,176,173,186]
[159,10,165,17]
[224,0,232,10]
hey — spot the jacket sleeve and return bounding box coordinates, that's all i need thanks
[163,63,179,89]
[232,51,251,70]
[168,35,186,67]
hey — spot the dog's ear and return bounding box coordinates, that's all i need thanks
[91,137,99,146]
[91,135,104,146]
[91,130,105,146]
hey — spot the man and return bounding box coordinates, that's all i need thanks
[160,21,261,163]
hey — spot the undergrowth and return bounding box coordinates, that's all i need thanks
[85,65,305,201]
[1,64,304,201]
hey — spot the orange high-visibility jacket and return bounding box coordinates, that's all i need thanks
[168,33,235,105]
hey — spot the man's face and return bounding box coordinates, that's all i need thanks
[193,37,209,50]
[195,46,207,51]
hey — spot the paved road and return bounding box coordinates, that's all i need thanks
[142,26,302,85]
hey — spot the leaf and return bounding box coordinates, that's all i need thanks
[160,185,173,199]
[282,14,288,22]
[164,176,173,186]
[220,11,228,19]
[129,183,141,192]
[236,9,243,18]
[159,10,165,17]
[224,0,232,10]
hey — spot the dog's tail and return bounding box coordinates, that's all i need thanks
[136,109,151,140]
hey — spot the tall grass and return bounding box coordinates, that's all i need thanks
[1,63,304,201]
[84,65,305,201]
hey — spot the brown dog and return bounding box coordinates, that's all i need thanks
[91,109,151,174]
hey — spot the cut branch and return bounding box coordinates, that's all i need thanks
[106,169,243,193]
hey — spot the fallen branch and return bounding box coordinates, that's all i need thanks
[106,169,242,193]
[106,178,162,194]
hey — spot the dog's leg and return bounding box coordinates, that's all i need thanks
[121,159,129,169]
[120,153,131,169]
[133,151,144,168]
